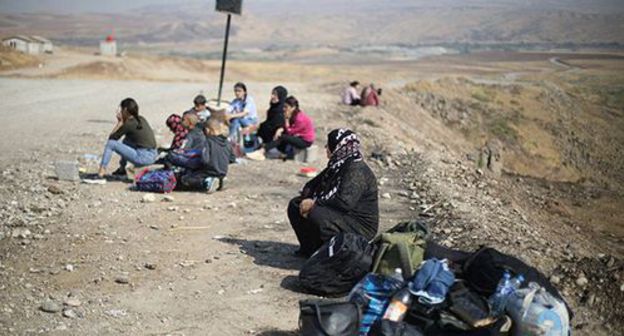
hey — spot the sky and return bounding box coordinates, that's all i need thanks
[0,0,176,13]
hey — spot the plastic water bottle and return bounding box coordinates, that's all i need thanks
[489,271,511,317]
[382,283,413,322]
[390,268,404,283]
[489,272,524,317]
[348,273,403,336]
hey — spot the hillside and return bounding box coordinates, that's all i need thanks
[1,0,623,59]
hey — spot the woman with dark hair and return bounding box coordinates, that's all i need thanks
[257,85,288,145]
[226,82,258,139]
[97,98,157,178]
[287,129,379,257]
[246,96,315,161]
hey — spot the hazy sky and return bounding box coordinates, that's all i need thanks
[0,0,175,13]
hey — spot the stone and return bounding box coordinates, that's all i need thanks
[47,185,63,195]
[381,193,391,200]
[620,283,624,292]
[115,275,129,284]
[144,263,157,270]
[576,275,588,287]
[141,194,156,203]
[62,308,78,319]
[11,228,31,239]
[63,298,81,307]
[64,264,74,272]
[105,309,127,317]
[162,196,175,202]
[40,300,62,313]
[167,206,179,212]
[550,275,561,285]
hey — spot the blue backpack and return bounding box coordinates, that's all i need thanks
[134,169,177,193]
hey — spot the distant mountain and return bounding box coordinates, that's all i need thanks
[1,0,622,50]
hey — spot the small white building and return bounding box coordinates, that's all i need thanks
[2,35,53,55]
[30,36,54,54]
[99,35,117,56]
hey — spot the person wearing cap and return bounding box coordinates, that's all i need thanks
[287,128,379,257]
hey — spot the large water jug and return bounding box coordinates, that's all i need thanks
[506,282,570,336]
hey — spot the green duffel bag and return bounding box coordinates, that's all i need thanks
[371,220,429,279]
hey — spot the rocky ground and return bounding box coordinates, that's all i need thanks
[0,51,623,335]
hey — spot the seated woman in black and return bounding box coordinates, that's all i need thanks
[287,128,379,257]
[257,85,287,145]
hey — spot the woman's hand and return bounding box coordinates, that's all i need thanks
[116,108,122,122]
[299,198,315,218]
[273,128,284,141]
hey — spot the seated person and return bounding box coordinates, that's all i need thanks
[165,114,189,151]
[186,94,211,122]
[164,112,205,170]
[257,85,288,145]
[97,98,157,178]
[360,83,381,107]
[341,81,361,106]
[177,112,235,192]
[246,96,314,161]
[226,82,258,140]
[287,129,379,257]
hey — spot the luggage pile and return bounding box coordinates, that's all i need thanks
[298,220,571,336]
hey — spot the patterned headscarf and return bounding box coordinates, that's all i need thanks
[312,128,363,201]
[166,114,189,150]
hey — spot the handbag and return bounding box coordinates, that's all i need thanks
[299,299,360,336]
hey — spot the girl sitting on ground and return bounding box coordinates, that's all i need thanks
[226,82,258,140]
[246,96,315,161]
[97,98,157,178]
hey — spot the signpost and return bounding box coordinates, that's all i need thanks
[215,0,243,107]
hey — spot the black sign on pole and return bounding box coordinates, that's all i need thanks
[215,0,243,107]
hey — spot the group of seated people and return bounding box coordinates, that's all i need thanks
[94,82,317,190]
[342,80,382,107]
[93,87,380,258]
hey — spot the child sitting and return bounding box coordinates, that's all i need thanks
[177,112,235,192]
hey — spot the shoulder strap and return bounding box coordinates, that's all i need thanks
[396,240,415,278]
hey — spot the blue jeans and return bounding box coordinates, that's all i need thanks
[167,149,203,170]
[100,139,157,169]
[229,116,258,139]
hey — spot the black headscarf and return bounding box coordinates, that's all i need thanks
[311,128,363,201]
[267,86,288,120]
[258,86,288,144]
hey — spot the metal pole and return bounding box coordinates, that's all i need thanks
[216,14,232,107]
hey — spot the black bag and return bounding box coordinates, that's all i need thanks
[447,281,494,328]
[462,247,572,317]
[369,319,425,336]
[299,233,375,296]
[299,299,360,336]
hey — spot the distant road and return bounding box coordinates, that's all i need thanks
[549,57,574,69]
